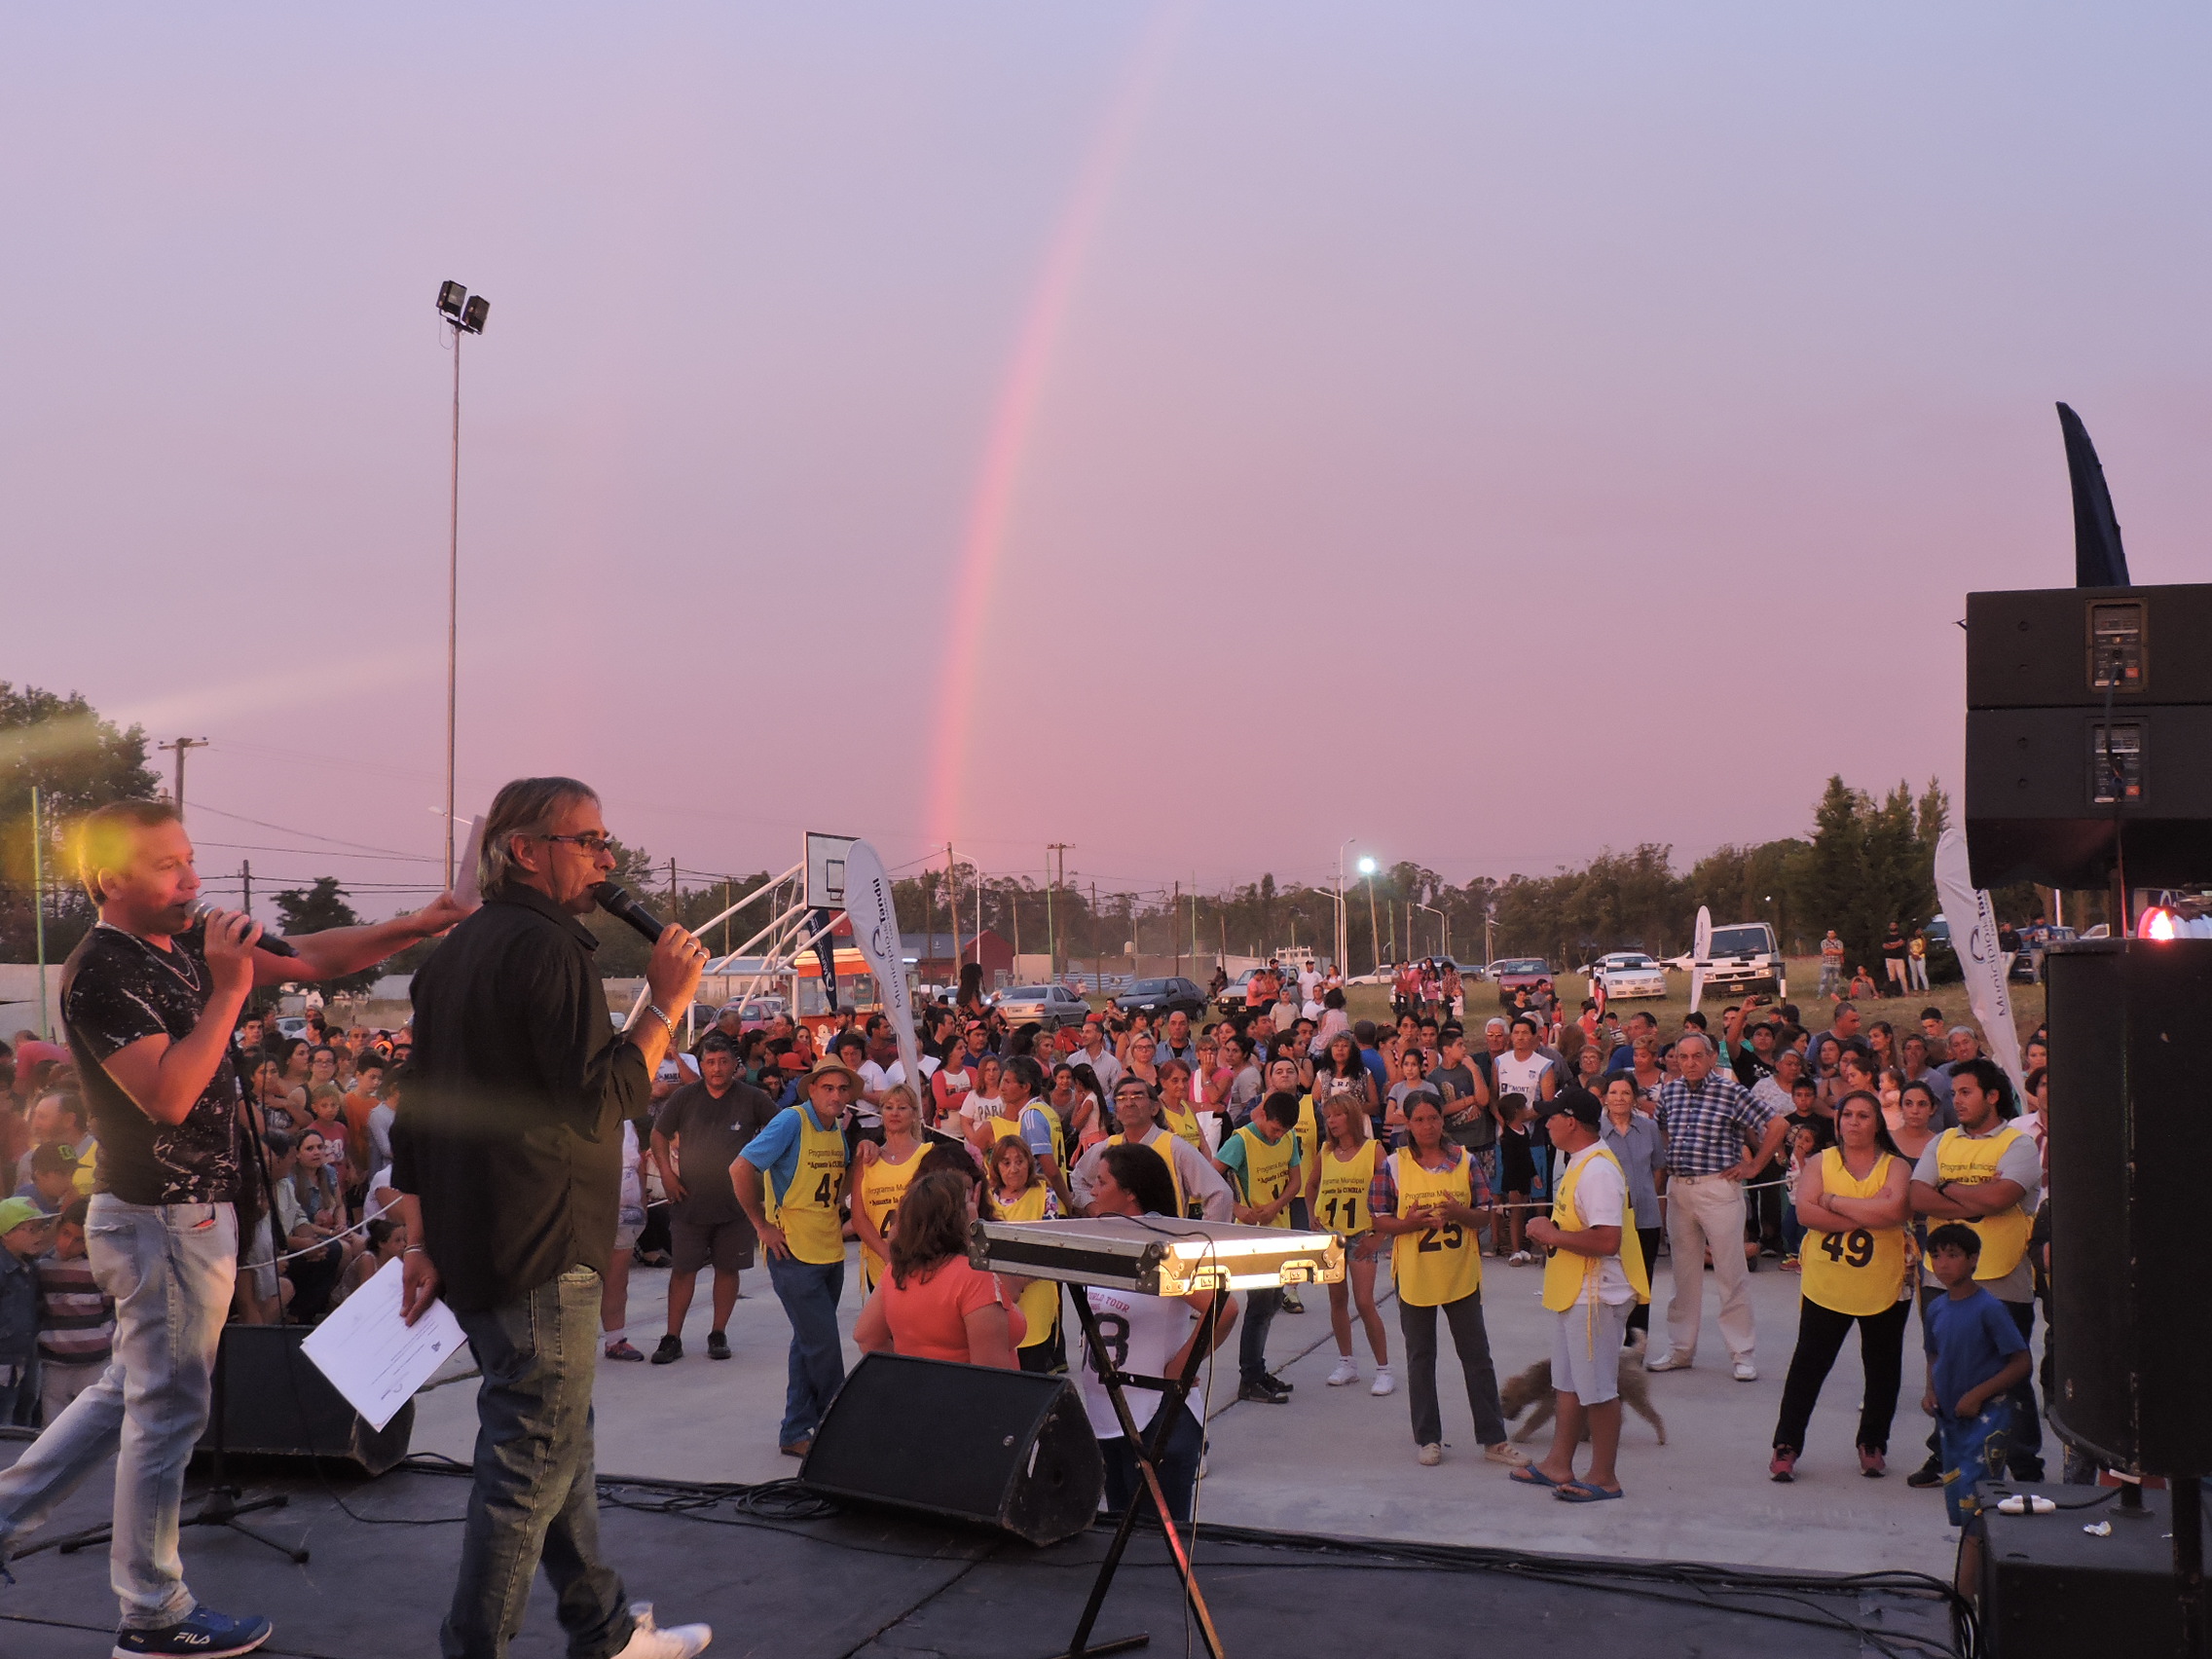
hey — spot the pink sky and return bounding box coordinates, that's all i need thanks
[5,6,2209,916]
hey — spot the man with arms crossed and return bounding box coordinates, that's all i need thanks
[395,777,715,1658]
[0,799,458,1659]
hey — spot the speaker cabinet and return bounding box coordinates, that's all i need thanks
[1965,706,2212,888]
[800,1352,1103,1545]
[199,1323,416,1477]
[2046,940,2212,1476]
[1977,1480,2187,1658]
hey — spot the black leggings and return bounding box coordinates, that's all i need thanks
[1771,1296,1909,1455]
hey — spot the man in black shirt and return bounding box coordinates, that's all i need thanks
[647,1035,776,1364]
[393,777,713,1659]
[0,799,453,1659]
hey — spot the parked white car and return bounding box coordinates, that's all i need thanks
[1590,951,1668,1000]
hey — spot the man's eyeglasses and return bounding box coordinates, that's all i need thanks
[539,832,615,855]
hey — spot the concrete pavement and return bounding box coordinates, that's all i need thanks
[409,1244,1967,1576]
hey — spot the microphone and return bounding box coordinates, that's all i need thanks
[191,904,299,959]
[592,882,670,946]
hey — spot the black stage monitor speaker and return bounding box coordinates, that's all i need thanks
[2046,939,2212,1477]
[1964,582,2212,889]
[200,1324,416,1477]
[800,1352,1103,1546]
[1976,1481,2187,1658]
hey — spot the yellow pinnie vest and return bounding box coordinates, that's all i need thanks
[1541,1145,1650,1312]
[1933,1124,2031,1280]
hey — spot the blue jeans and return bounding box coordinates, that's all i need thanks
[766,1254,845,1448]
[443,1268,628,1659]
[0,1197,235,1631]
[1100,1400,1204,1524]
[1781,1201,1808,1259]
[1238,1287,1281,1384]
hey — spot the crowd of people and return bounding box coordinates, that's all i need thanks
[600,947,2057,1538]
[0,786,2070,1655]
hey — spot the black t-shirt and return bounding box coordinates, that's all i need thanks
[62,924,241,1205]
[652,1078,780,1227]
[1881,935,1907,963]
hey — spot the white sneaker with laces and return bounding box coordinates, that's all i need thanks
[1369,1366,1395,1397]
[615,1603,712,1659]
[1326,1356,1360,1386]
[1418,1442,1443,1467]
[1645,1350,1691,1372]
[1732,1360,1758,1382]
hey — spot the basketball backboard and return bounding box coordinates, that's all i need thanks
[804,831,859,910]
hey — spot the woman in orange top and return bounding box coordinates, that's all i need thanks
[853,1171,1020,1367]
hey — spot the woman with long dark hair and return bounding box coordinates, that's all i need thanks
[1768,1090,1912,1481]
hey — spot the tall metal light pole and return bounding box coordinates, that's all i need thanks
[1416,902,1446,961]
[1358,857,1380,974]
[436,280,490,889]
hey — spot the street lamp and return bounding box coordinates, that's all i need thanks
[1358,857,1380,974]
[436,278,490,890]
[1415,901,1447,961]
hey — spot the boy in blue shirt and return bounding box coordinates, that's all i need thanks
[1921,1222,2031,1560]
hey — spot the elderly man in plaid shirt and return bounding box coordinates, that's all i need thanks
[1645,1032,1788,1382]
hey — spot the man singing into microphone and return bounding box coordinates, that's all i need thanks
[0,799,462,1659]
[392,777,714,1659]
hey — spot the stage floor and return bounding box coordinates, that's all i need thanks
[0,1454,1958,1659]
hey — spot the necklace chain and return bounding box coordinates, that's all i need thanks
[127,931,205,997]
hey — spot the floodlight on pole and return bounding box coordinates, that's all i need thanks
[436,278,490,890]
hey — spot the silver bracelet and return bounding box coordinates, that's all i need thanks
[643,1003,679,1042]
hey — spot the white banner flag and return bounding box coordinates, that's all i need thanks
[1688,905,1712,1015]
[840,839,920,1089]
[1931,828,2026,1101]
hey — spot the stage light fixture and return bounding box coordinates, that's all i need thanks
[437,279,467,322]
[2143,905,2178,940]
[460,294,489,335]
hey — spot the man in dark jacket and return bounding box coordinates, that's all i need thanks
[395,777,713,1659]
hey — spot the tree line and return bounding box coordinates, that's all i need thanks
[0,682,2030,987]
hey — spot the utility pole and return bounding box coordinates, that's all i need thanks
[1172,880,1181,979]
[1092,880,1102,995]
[1191,873,1198,967]
[1048,842,1071,981]
[945,843,960,983]
[1366,868,1381,974]
[30,787,50,1040]
[158,737,208,814]
[241,860,253,926]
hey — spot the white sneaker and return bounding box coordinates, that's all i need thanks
[1732,1360,1758,1382]
[1327,1356,1360,1386]
[616,1604,712,1659]
[1418,1442,1443,1466]
[1645,1350,1691,1373]
[1370,1366,1396,1397]
[1483,1442,1530,1467]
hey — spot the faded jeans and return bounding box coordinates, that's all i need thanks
[443,1267,629,1659]
[766,1254,846,1448]
[0,1196,235,1631]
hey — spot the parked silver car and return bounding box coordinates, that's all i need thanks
[992,982,1091,1031]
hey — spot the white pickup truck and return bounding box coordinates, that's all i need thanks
[1671,922,1787,999]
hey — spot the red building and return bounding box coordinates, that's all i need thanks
[909,928,1014,986]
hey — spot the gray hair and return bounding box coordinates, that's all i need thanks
[1676,1030,1716,1057]
[477,776,600,896]
[1485,1017,1508,1032]
[1947,1025,1976,1042]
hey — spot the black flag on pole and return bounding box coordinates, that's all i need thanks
[812,909,842,1012]
[2057,402,2131,588]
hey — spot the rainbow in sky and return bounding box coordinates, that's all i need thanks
[923,0,1191,853]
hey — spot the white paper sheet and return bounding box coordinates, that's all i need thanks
[453,814,487,910]
[300,1255,468,1430]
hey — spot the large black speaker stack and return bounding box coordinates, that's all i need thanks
[201,1323,416,1476]
[799,1352,1103,1546]
[2045,939,2212,1480]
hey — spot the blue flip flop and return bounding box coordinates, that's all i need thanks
[1509,1465,1564,1489]
[1554,1481,1625,1503]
